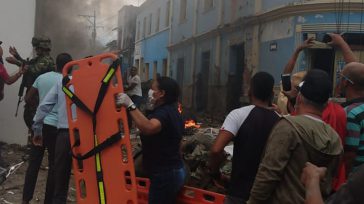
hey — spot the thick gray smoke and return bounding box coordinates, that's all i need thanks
[35,0,139,59]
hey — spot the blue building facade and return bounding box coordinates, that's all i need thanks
[131,0,364,114]
[134,0,171,82]
[169,0,256,113]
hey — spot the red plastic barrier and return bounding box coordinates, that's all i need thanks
[135,177,226,204]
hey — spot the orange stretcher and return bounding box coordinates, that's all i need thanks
[62,53,226,204]
[62,54,137,204]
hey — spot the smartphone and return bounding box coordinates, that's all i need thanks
[281,74,291,91]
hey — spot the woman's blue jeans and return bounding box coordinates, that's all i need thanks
[148,166,186,204]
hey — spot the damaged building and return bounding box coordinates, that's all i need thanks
[120,0,364,114]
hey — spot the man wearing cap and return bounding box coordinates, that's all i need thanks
[248,70,342,204]
[339,62,364,174]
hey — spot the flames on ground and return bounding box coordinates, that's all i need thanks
[178,103,201,129]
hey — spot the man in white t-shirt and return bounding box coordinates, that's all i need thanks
[125,66,143,128]
[208,72,280,204]
[125,66,143,107]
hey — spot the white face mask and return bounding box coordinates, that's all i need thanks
[146,89,156,110]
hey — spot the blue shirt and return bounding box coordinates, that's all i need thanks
[32,77,70,136]
[32,72,61,127]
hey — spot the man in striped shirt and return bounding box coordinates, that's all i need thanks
[340,62,364,173]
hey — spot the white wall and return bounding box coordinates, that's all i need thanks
[0,0,36,145]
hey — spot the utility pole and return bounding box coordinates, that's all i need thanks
[79,10,102,52]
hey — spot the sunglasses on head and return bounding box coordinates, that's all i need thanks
[340,73,354,85]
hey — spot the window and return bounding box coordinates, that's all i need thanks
[179,0,187,23]
[162,58,168,76]
[145,63,150,81]
[156,8,161,32]
[137,21,140,40]
[166,1,170,27]
[148,13,152,35]
[153,61,158,79]
[204,0,214,11]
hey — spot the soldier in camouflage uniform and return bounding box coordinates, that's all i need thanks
[7,37,55,132]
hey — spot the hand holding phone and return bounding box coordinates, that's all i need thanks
[281,74,291,91]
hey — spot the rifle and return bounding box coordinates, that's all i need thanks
[15,58,30,117]
[15,78,25,117]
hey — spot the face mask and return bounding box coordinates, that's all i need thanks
[146,89,156,110]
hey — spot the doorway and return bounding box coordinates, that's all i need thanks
[177,58,185,99]
[227,44,244,112]
[196,51,210,112]
[309,48,335,83]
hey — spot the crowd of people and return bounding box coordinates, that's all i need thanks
[207,33,364,204]
[1,32,364,204]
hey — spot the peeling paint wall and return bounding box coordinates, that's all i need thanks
[261,0,303,12]
[196,1,219,34]
[224,0,255,23]
[171,0,194,44]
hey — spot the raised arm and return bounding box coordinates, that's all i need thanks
[283,37,314,74]
[328,33,357,63]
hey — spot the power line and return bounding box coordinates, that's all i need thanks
[79,10,104,51]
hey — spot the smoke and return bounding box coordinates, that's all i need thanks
[35,0,142,59]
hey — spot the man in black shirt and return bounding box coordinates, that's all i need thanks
[208,72,280,204]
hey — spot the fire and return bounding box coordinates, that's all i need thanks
[185,119,201,129]
[178,103,183,114]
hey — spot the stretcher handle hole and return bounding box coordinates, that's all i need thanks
[203,194,216,202]
[124,171,133,190]
[79,179,87,198]
[121,144,129,163]
[115,94,122,112]
[137,180,147,187]
[71,103,78,121]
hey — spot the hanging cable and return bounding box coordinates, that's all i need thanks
[359,0,364,60]
[346,0,351,32]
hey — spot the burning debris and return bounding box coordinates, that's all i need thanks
[178,103,202,134]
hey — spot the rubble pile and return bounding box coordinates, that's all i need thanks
[0,143,76,204]
[182,128,231,193]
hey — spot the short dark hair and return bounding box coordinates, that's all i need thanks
[156,76,180,105]
[56,53,72,72]
[251,72,275,102]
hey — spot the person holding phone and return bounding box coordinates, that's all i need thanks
[278,34,354,191]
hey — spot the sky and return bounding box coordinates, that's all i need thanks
[97,0,146,45]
